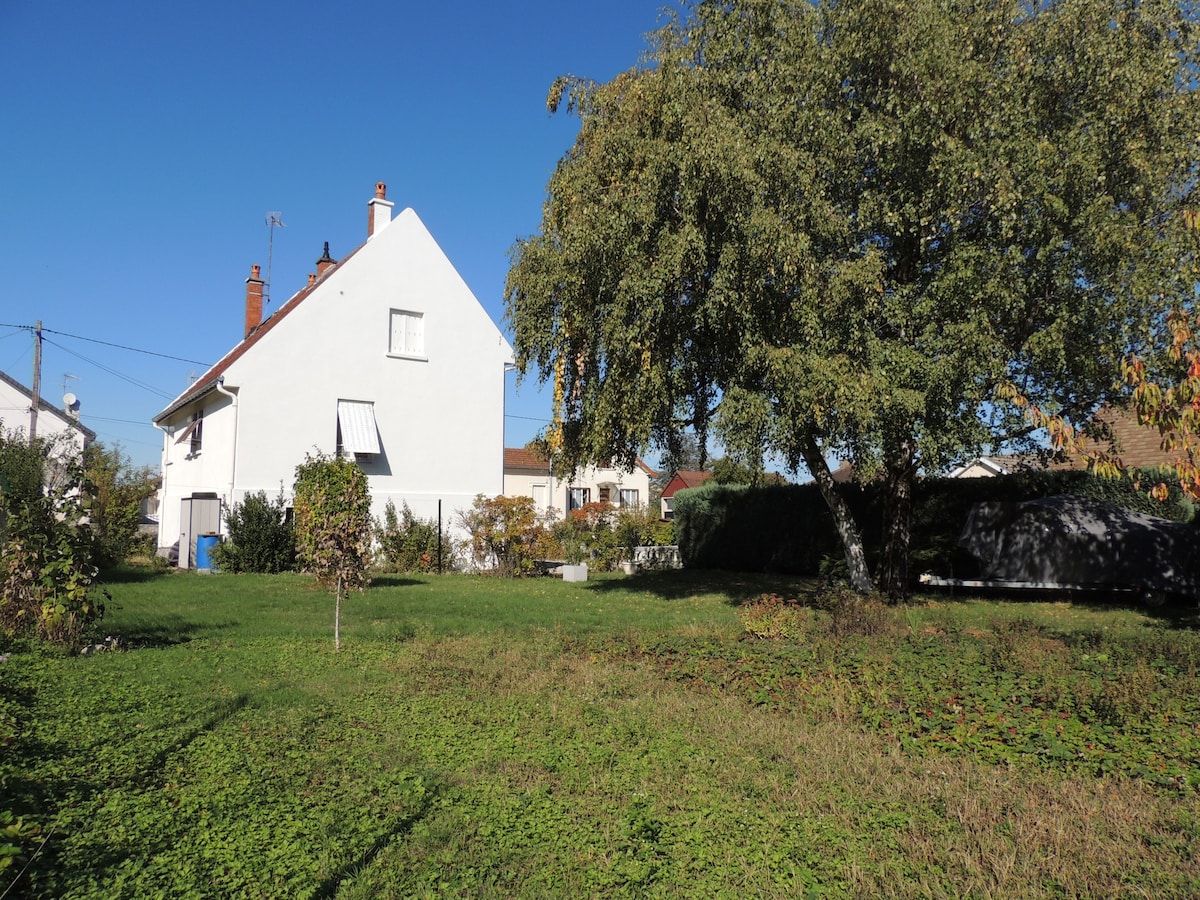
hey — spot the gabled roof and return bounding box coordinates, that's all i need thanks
[503,446,657,478]
[662,469,713,497]
[152,241,367,424]
[0,369,97,440]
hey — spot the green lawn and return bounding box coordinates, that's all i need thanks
[2,568,1198,898]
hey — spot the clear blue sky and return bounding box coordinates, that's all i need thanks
[0,0,681,469]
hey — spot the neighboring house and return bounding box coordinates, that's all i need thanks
[503,446,656,519]
[0,369,95,487]
[660,469,713,519]
[948,406,1181,479]
[153,182,514,566]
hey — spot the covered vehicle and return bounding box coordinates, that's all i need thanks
[954,495,1200,604]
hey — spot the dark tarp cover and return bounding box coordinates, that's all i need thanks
[958,495,1200,598]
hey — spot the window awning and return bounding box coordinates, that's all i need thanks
[337,400,380,454]
[174,419,199,444]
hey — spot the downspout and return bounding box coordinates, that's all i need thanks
[214,377,238,528]
[152,420,170,553]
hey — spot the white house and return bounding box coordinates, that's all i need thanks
[153,183,513,565]
[503,446,656,519]
[0,369,95,486]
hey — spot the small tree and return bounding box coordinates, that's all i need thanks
[83,442,158,567]
[214,489,295,574]
[293,453,372,650]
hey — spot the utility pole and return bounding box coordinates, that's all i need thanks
[30,319,42,440]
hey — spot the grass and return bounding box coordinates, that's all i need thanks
[2,567,1198,898]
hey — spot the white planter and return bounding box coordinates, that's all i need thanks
[562,564,588,582]
[620,561,637,575]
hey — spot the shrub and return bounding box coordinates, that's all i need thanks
[213,490,295,574]
[553,502,620,569]
[458,495,552,576]
[613,505,673,560]
[0,444,106,646]
[815,587,896,639]
[739,593,807,639]
[375,500,456,573]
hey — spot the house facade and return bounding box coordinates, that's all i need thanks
[503,447,656,519]
[659,469,713,519]
[0,369,95,485]
[153,183,513,565]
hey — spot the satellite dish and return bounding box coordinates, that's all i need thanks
[63,392,79,410]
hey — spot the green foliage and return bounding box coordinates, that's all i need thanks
[4,571,1198,897]
[507,0,1200,596]
[83,442,158,568]
[293,452,372,649]
[458,494,552,576]
[213,490,295,574]
[613,504,672,558]
[553,501,619,568]
[0,425,47,508]
[374,500,455,573]
[739,593,807,639]
[0,436,106,646]
[0,809,41,874]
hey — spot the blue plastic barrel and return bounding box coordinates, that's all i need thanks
[195,534,220,572]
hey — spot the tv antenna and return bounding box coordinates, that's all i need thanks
[265,211,285,304]
[60,372,79,393]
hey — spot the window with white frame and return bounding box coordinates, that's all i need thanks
[619,488,639,508]
[568,487,590,511]
[389,309,425,357]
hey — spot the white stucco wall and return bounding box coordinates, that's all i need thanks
[156,206,511,551]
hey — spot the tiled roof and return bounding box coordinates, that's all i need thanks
[662,469,713,497]
[504,446,549,470]
[503,447,657,477]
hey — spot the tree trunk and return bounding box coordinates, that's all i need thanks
[879,440,917,601]
[799,432,874,594]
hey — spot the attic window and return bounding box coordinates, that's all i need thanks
[336,400,380,457]
[389,309,425,358]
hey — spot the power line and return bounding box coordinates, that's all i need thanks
[44,327,212,367]
[42,336,175,400]
[0,322,212,367]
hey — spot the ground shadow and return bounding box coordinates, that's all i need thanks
[370,575,424,589]
[918,584,1199,629]
[11,694,251,896]
[586,568,818,605]
[105,613,238,648]
[309,781,439,900]
[97,565,176,585]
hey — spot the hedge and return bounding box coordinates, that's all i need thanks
[673,468,1194,579]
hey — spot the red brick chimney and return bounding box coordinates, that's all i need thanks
[244,264,264,339]
[367,181,393,238]
[315,242,336,278]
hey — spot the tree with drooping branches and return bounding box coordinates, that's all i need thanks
[506,0,1200,597]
